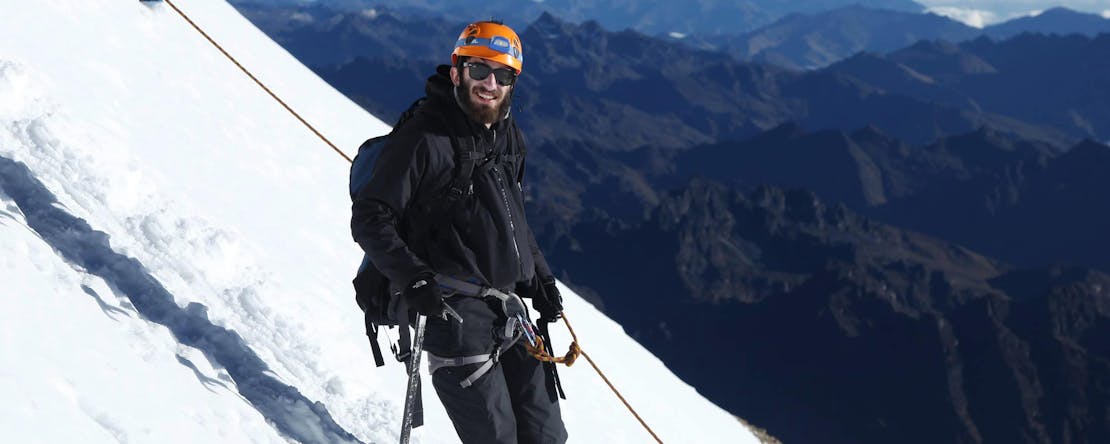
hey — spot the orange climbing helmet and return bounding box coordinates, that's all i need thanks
[452,21,524,73]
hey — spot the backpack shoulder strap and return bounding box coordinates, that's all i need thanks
[395,97,427,128]
[446,140,479,203]
[350,97,430,200]
[367,320,386,367]
[421,108,480,206]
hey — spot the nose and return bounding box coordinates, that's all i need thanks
[478,71,499,89]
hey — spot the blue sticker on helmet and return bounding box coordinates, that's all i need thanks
[455,37,523,62]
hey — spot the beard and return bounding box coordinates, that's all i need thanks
[455,78,513,125]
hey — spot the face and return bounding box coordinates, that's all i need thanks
[451,58,515,126]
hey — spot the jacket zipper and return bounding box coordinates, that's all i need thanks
[492,162,525,277]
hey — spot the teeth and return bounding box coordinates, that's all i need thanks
[477,91,495,100]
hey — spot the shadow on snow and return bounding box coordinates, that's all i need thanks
[0,155,362,444]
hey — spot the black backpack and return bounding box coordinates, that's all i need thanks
[349,98,482,367]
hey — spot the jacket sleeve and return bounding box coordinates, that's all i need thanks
[526,222,554,282]
[514,138,555,283]
[350,133,436,285]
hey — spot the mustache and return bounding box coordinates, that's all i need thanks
[471,86,500,99]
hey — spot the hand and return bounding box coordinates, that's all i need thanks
[515,275,542,300]
[533,279,564,323]
[404,275,445,317]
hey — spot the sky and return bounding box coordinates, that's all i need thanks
[916,0,1110,27]
[0,0,760,442]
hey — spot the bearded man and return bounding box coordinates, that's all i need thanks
[351,20,568,444]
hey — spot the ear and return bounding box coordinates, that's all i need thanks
[450,65,461,86]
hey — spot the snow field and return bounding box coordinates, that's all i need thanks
[0,189,284,444]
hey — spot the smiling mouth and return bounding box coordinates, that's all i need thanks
[473,88,498,104]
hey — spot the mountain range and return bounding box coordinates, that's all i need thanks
[549,178,1110,444]
[308,12,1068,150]
[675,4,979,69]
[231,0,925,35]
[659,123,1110,270]
[827,32,1110,143]
[673,6,1110,70]
[523,119,1110,443]
[236,4,1110,147]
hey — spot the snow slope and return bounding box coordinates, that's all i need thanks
[0,1,760,442]
[0,164,287,443]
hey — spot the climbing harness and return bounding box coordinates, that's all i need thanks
[427,275,535,388]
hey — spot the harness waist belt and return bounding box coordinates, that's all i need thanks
[435,274,512,299]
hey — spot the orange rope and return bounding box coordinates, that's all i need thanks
[525,333,580,366]
[162,0,352,163]
[528,314,664,443]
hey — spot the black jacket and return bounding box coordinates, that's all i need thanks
[351,66,552,355]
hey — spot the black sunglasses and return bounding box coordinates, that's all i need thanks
[463,62,517,86]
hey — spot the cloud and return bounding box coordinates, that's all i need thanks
[289,12,314,24]
[926,6,1000,28]
[919,1,1110,24]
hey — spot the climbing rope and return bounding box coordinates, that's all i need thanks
[532,313,661,441]
[525,332,580,366]
[161,2,662,442]
[162,0,352,163]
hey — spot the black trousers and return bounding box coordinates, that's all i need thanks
[432,341,569,444]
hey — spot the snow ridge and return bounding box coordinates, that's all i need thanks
[0,155,360,444]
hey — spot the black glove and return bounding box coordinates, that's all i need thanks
[404,274,445,317]
[533,279,564,323]
[516,275,541,298]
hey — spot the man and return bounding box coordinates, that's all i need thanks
[351,20,569,444]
